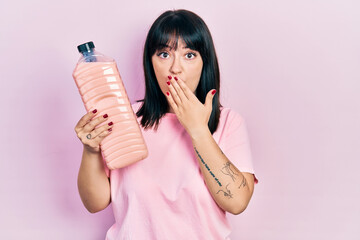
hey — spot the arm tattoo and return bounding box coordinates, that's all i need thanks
[221,162,239,182]
[238,175,247,189]
[194,147,222,187]
[216,183,233,199]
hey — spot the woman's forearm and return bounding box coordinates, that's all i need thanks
[77,148,111,213]
[190,128,253,215]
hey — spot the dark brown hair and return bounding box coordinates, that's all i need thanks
[137,9,222,134]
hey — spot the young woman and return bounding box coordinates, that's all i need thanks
[75,9,258,240]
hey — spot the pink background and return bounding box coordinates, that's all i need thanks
[1,0,359,239]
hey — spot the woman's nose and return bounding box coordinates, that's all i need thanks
[169,56,182,75]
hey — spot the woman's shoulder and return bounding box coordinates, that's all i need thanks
[220,106,245,123]
[216,106,249,135]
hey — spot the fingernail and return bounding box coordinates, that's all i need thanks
[92,109,97,114]
[108,121,113,126]
[166,92,170,96]
[108,128,112,132]
[211,90,217,95]
[174,76,178,81]
[103,114,108,118]
[168,76,172,80]
[166,81,170,85]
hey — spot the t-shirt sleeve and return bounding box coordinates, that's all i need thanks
[221,110,258,184]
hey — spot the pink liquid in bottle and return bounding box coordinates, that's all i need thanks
[73,41,148,170]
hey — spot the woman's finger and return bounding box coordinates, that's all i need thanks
[165,91,179,114]
[95,127,113,142]
[81,113,109,134]
[175,77,195,101]
[74,109,98,132]
[170,77,188,102]
[83,128,112,152]
[85,127,113,148]
[167,81,182,106]
[89,121,113,139]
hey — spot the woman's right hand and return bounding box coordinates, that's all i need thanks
[74,109,113,154]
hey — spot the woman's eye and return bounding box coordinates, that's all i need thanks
[158,52,169,59]
[185,52,196,59]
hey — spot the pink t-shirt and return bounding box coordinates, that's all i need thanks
[104,102,258,240]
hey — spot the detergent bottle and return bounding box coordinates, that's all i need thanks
[73,41,148,170]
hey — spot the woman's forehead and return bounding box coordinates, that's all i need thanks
[158,37,189,50]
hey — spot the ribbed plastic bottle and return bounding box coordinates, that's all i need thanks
[73,41,148,170]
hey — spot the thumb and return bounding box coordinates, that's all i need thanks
[204,89,217,110]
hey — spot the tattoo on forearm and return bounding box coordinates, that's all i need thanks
[238,175,247,189]
[194,147,222,187]
[221,162,239,182]
[216,183,233,199]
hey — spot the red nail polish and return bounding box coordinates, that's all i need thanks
[103,114,108,118]
[168,76,172,80]
[108,121,113,126]
[167,81,170,85]
[211,90,217,95]
[92,109,97,114]
[174,76,178,81]
[166,92,170,96]
[108,128,112,132]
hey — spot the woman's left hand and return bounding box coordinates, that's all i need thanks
[165,76,216,138]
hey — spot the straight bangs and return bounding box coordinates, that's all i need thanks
[148,15,204,57]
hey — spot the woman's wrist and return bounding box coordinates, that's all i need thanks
[81,147,104,169]
[83,145,101,156]
[188,126,211,141]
